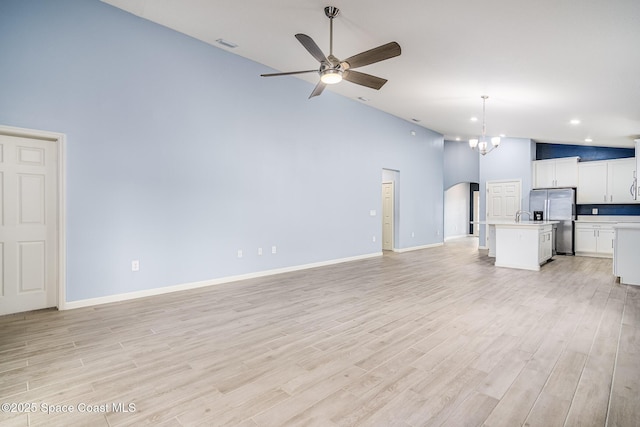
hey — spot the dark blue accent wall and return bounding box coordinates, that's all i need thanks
[536,143,640,216]
[536,143,634,162]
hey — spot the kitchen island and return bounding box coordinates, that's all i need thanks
[493,221,559,271]
[613,223,640,286]
[473,220,560,271]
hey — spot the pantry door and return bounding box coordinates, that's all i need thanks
[0,134,59,315]
[486,180,521,222]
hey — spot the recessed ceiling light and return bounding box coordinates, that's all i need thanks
[499,134,506,138]
[585,138,593,143]
[216,38,238,48]
[470,117,478,122]
[455,137,461,141]
[570,119,581,125]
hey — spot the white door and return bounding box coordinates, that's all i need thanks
[382,182,394,251]
[486,180,521,222]
[0,134,58,315]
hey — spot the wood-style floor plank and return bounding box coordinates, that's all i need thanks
[0,237,638,426]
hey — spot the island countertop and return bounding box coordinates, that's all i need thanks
[473,220,559,227]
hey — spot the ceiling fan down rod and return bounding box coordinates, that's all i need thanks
[325,6,339,58]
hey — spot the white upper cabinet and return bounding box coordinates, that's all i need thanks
[577,158,637,204]
[608,158,637,203]
[577,161,608,203]
[532,157,579,189]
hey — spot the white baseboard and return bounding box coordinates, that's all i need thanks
[393,242,443,253]
[60,252,383,311]
[444,234,472,241]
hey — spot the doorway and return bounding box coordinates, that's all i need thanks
[0,127,64,316]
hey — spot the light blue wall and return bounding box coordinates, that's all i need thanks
[0,0,444,302]
[479,138,535,245]
[444,140,480,189]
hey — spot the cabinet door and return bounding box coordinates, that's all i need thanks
[533,160,556,189]
[578,162,608,204]
[539,231,552,262]
[608,158,636,203]
[575,227,597,253]
[597,229,615,255]
[554,158,579,187]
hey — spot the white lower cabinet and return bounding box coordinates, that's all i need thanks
[539,229,553,263]
[575,223,614,258]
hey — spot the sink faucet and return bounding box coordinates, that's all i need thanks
[515,210,532,223]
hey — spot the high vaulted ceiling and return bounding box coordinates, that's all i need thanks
[102,0,640,148]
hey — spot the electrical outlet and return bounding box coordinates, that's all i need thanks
[592,208,598,215]
[411,232,415,238]
[237,250,243,258]
[258,247,263,256]
[372,236,376,242]
[271,246,277,254]
[131,260,139,271]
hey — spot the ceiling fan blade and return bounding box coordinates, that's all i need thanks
[309,81,326,98]
[295,34,329,63]
[342,70,388,90]
[261,70,318,77]
[342,42,401,69]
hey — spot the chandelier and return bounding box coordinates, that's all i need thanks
[469,95,500,155]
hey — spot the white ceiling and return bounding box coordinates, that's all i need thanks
[102,0,640,148]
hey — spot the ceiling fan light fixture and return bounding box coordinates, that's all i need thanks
[320,69,343,84]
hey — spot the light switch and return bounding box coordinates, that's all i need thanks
[370,210,376,216]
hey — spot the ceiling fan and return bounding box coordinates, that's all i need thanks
[261,6,401,98]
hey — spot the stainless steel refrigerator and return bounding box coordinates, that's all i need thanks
[529,188,576,255]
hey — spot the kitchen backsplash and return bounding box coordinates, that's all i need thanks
[577,204,640,216]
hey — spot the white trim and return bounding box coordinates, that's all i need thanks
[0,124,67,312]
[393,242,443,253]
[62,252,383,310]
[444,234,471,241]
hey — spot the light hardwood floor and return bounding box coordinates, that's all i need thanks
[1,237,639,426]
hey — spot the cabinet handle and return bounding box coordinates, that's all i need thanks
[610,195,613,202]
[604,195,607,202]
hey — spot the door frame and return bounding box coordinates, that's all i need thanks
[0,125,67,311]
